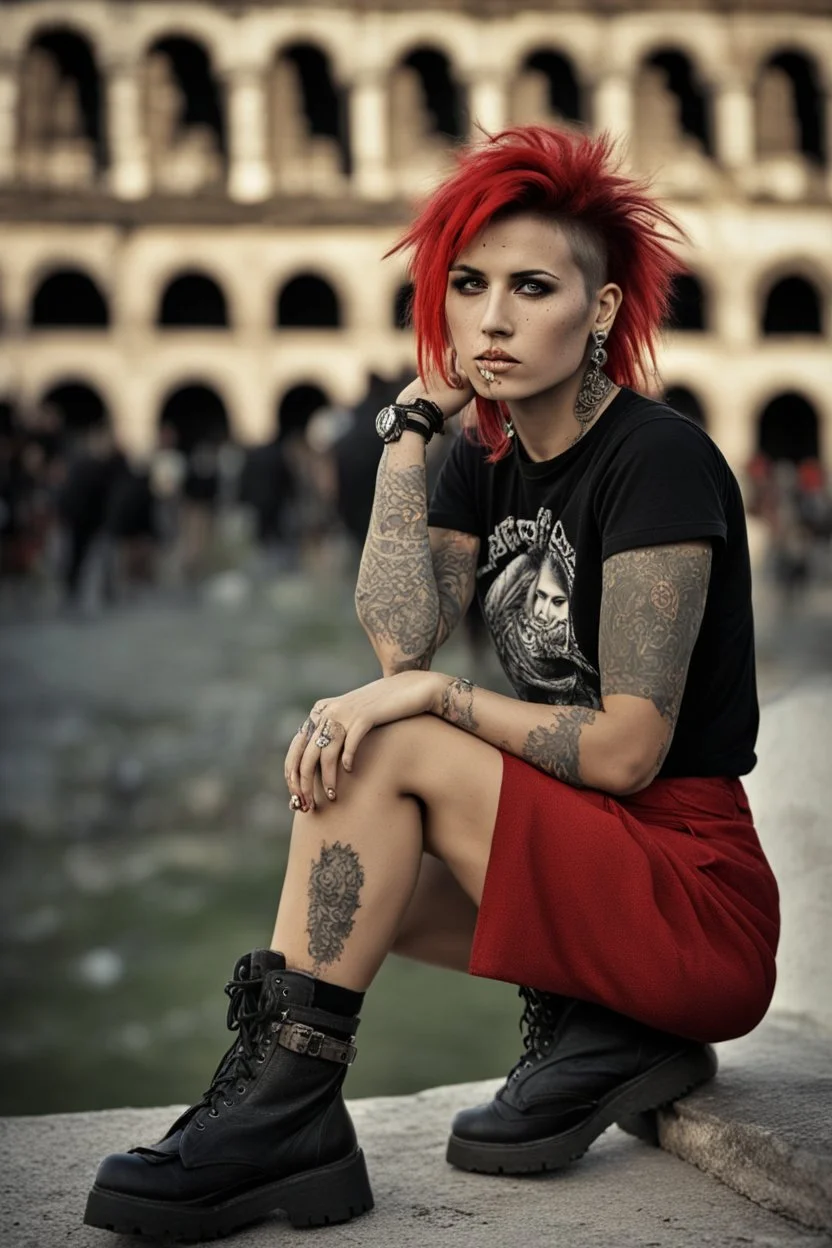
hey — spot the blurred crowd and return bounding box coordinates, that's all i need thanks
[2,380,831,615]
[0,372,466,613]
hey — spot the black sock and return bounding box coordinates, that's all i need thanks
[313,979,365,1019]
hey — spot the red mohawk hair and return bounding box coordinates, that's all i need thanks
[389,126,686,461]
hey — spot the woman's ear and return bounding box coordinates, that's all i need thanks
[595,283,623,334]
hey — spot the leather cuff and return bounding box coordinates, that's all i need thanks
[274,1020,357,1065]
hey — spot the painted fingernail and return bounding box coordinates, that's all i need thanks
[326,788,336,801]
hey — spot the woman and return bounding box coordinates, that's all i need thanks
[85,127,779,1240]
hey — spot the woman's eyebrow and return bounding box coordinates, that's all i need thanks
[449,264,560,280]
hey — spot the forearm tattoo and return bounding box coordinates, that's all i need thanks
[600,543,712,729]
[522,707,597,787]
[355,454,439,669]
[306,841,365,972]
[355,452,478,671]
[440,677,479,732]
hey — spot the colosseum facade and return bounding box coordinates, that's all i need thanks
[0,0,830,468]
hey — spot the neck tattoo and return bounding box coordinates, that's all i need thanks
[572,365,613,444]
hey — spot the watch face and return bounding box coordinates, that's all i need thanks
[375,406,402,441]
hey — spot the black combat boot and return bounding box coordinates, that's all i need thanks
[84,949,373,1240]
[447,987,717,1174]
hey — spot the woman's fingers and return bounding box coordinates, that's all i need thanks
[341,719,370,775]
[319,720,346,799]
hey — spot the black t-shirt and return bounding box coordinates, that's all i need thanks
[428,387,759,778]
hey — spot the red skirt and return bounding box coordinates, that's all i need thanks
[470,754,780,1043]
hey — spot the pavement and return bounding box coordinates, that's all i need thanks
[2,1024,830,1248]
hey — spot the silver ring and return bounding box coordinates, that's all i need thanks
[289,794,302,811]
[314,733,333,750]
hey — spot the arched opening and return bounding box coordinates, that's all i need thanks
[666,273,707,331]
[143,36,225,192]
[757,52,825,163]
[41,381,107,434]
[762,275,823,335]
[393,281,414,331]
[512,50,583,125]
[159,383,229,455]
[664,385,707,428]
[635,48,713,162]
[158,272,229,327]
[271,44,349,178]
[18,27,104,185]
[277,274,341,328]
[758,392,820,462]
[30,269,109,327]
[277,384,330,439]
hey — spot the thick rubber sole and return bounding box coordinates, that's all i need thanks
[83,1148,374,1240]
[446,1044,717,1175]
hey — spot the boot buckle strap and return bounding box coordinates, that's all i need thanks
[276,1021,356,1065]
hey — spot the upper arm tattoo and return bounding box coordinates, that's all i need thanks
[599,542,712,730]
[432,530,479,648]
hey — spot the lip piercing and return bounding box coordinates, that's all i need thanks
[478,366,496,382]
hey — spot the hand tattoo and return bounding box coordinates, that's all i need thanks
[306,841,365,972]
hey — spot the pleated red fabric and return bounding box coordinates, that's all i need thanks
[470,755,780,1043]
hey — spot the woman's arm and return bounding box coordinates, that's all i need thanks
[434,540,712,796]
[355,433,479,675]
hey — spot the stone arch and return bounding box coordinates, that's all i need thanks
[664,384,707,428]
[40,379,108,434]
[142,35,225,194]
[17,26,104,186]
[390,45,465,174]
[511,49,583,127]
[762,275,823,335]
[634,47,713,165]
[270,42,349,191]
[158,272,229,328]
[159,382,230,454]
[757,391,820,462]
[666,273,708,332]
[30,268,109,328]
[276,383,331,439]
[393,281,414,331]
[276,273,341,328]
[756,50,825,163]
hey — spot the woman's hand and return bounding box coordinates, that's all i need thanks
[284,671,446,812]
[396,351,475,422]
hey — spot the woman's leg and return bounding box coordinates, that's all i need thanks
[271,715,502,989]
[392,856,477,973]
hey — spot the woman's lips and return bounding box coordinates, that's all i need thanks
[476,359,519,381]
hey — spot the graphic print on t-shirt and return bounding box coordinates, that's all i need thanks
[481,506,600,708]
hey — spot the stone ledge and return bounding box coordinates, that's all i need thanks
[657,1015,832,1234]
[2,1015,830,1248]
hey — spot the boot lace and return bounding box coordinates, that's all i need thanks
[192,963,285,1127]
[507,986,565,1082]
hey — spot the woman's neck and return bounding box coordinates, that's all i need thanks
[507,376,620,463]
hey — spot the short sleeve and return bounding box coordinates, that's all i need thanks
[595,417,728,560]
[428,432,482,536]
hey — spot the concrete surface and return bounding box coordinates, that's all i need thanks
[2,1078,830,1248]
[744,680,832,1030]
[659,1016,832,1233]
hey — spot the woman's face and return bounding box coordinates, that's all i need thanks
[445,212,603,405]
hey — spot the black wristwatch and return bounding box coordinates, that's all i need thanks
[375,400,445,445]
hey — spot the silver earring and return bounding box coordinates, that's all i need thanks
[503,419,515,439]
[574,329,612,434]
